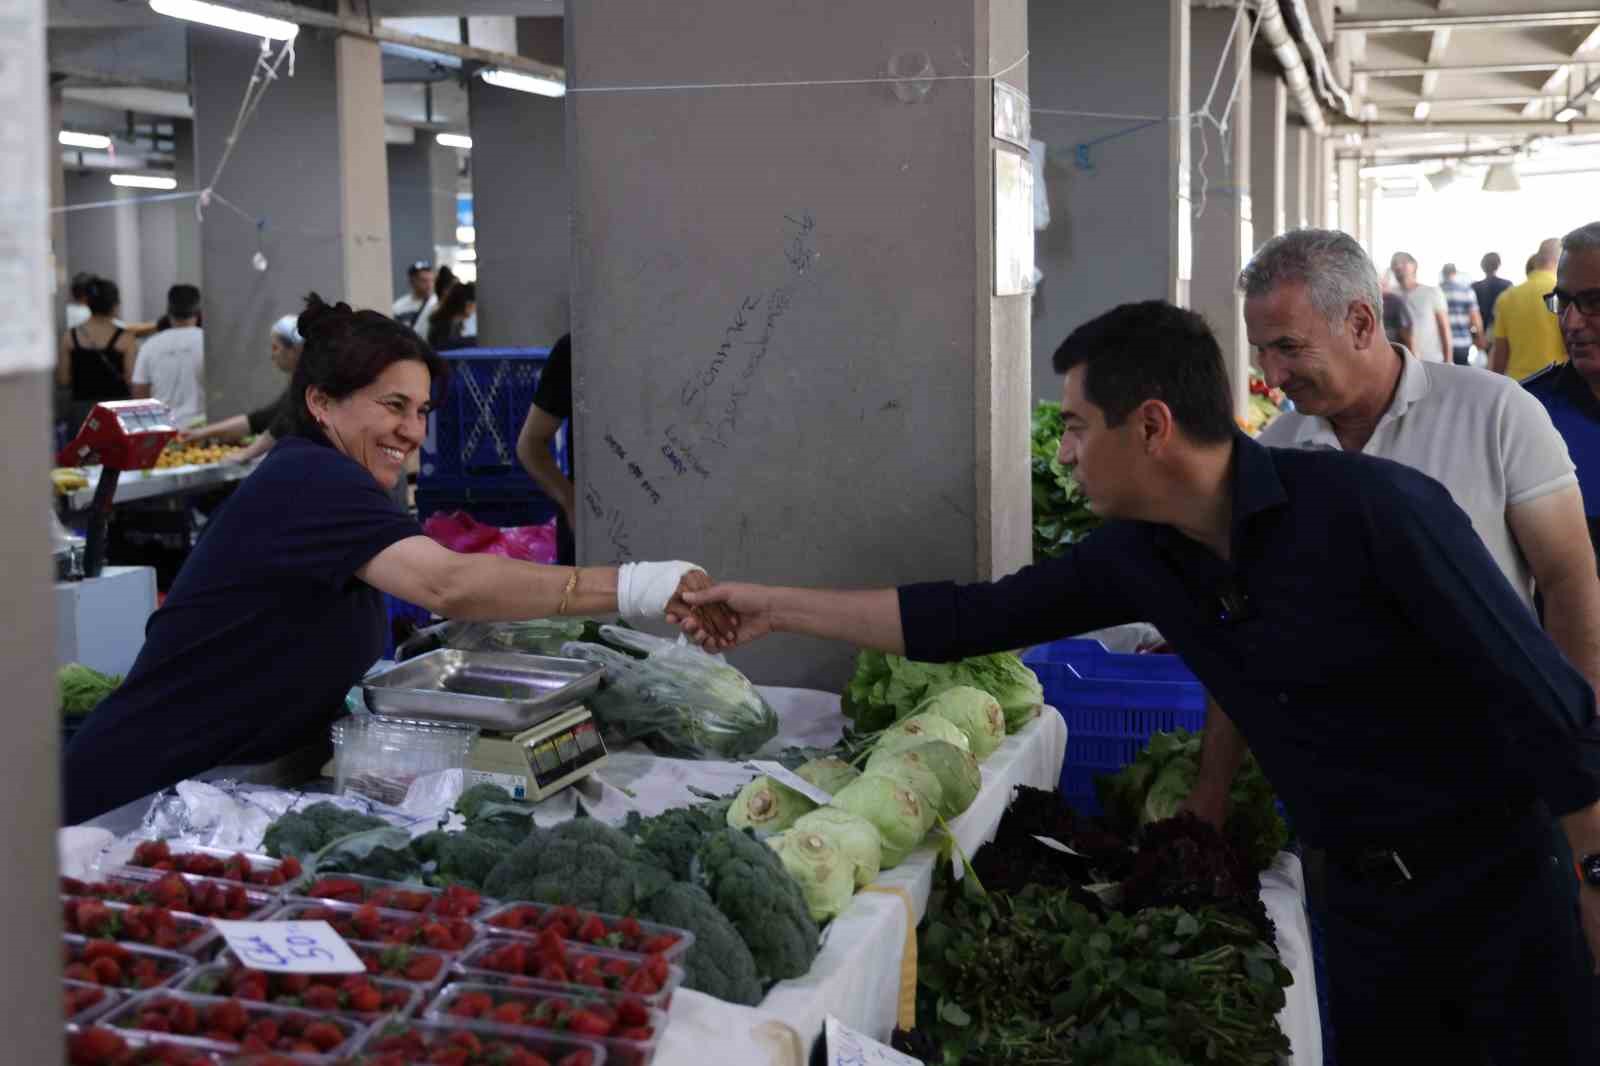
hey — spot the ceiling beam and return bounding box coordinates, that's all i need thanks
[1339,10,1600,32]
[50,62,188,95]
[1358,61,1566,75]
[1420,28,1451,96]
[1369,93,1557,105]
[1520,20,1600,117]
[1335,118,1600,130]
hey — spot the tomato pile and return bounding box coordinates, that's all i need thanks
[304,877,484,918]
[355,1024,598,1066]
[68,1026,216,1066]
[130,841,301,887]
[288,903,476,952]
[62,899,203,951]
[62,874,262,921]
[465,931,672,1001]
[114,994,352,1055]
[188,967,412,1016]
[65,939,186,990]
[485,905,681,957]
[65,982,113,1020]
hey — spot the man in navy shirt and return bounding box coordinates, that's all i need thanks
[681,301,1600,1064]
[1526,222,1600,559]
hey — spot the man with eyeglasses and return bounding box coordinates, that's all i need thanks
[1525,223,1600,558]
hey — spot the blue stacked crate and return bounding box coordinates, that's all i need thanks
[417,348,570,526]
[1021,638,1206,814]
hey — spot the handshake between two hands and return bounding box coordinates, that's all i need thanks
[666,571,767,653]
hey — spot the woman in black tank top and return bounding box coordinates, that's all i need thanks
[57,277,136,427]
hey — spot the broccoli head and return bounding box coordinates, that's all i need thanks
[455,783,515,821]
[627,799,732,881]
[411,830,503,890]
[639,881,763,1006]
[482,818,673,916]
[695,828,819,982]
[262,802,388,860]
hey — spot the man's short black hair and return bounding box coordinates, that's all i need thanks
[1051,300,1235,444]
[167,284,201,319]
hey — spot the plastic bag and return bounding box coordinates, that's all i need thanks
[444,618,596,657]
[422,511,558,564]
[561,625,779,760]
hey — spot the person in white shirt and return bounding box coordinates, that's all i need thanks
[392,260,433,328]
[412,264,456,340]
[1389,251,1452,363]
[131,285,206,427]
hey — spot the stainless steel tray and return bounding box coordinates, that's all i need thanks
[362,649,603,732]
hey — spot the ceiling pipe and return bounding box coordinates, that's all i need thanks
[1285,0,1355,117]
[1258,0,1330,135]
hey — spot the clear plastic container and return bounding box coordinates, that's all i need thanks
[267,899,481,953]
[331,716,479,806]
[100,990,365,1058]
[427,981,665,1066]
[64,979,125,1025]
[219,939,456,993]
[348,1018,607,1066]
[64,933,197,990]
[65,1024,233,1065]
[454,938,684,1012]
[479,901,694,964]
[61,896,221,958]
[292,872,494,919]
[66,870,281,922]
[177,963,422,1023]
[119,842,305,889]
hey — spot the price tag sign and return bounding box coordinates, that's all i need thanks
[825,1014,922,1066]
[210,920,366,974]
[746,760,834,805]
[1032,835,1086,858]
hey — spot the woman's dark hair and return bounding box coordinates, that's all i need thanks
[287,292,449,445]
[434,265,457,298]
[427,281,475,350]
[1052,300,1235,445]
[85,277,120,316]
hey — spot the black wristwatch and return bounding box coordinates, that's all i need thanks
[1579,852,1600,889]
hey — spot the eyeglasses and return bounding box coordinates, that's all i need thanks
[1544,289,1600,315]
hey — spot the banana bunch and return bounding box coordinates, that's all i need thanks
[51,468,89,494]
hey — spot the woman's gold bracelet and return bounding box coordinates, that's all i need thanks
[556,568,580,616]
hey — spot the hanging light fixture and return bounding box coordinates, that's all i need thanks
[1482,161,1522,192]
[148,0,298,41]
[436,132,473,150]
[478,68,566,99]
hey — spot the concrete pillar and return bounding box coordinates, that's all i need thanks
[1337,156,1359,236]
[467,16,569,347]
[191,23,392,420]
[1359,178,1378,259]
[1191,8,1251,414]
[568,0,1031,690]
[388,137,458,296]
[1030,0,1190,391]
[1,0,66,1053]
[1250,70,1286,242]
[1314,136,1335,228]
[1285,124,1310,231]
[50,88,69,322]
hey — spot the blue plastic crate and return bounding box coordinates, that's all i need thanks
[1022,640,1207,815]
[421,348,570,483]
[415,484,561,529]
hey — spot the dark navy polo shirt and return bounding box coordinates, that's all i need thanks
[63,436,421,823]
[900,433,1600,849]
[1523,362,1600,556]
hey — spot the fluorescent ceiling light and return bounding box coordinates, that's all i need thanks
[1413,101,1431,121]
[1482,161,1521,193]
[436,132,473,149]
[59,131,112,150]
[149,0,297,40]
[110,174,178,190]
[456,248,478,263]
[1555,105,1581,123]
[478,68,566,98]
[455,225,476,244]
[1359,163,1421,178]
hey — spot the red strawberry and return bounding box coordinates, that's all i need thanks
[565,1008,613,1037]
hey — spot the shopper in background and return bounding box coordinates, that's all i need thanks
[1389,252,1451,363]
[516,333,576,565]
[131,284,206,428]
[392,260,433,329]
[1474,252,1513,336]
[57,276,135,426]
[1524,222,1600,559]
[1379,268,1413,351]
[412,264,456,340]
[1493,238,1567,380]
[182,314,303,463]
[427,281,476,351]
[678,301,1600,1066]
[1439,263,1484,367]
[1243,227,1600,687]
[62,294,734,823]
[64,271,95,331]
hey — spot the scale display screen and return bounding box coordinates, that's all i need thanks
[116,406,177,434]
[524,717,605,790]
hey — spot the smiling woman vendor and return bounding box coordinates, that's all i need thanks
[63,296,730,824]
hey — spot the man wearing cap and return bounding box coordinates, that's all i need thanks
[392,261,433,329]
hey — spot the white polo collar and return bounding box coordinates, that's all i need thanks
[1283,346,1430,450]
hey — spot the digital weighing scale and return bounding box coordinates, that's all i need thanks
[358,650,610,802]
[56,399,179,578]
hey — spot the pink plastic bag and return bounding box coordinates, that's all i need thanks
[422,511,558,564]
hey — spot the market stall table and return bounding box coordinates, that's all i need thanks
[60,460,258,512]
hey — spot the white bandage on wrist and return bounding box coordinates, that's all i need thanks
[616,560,702,622]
